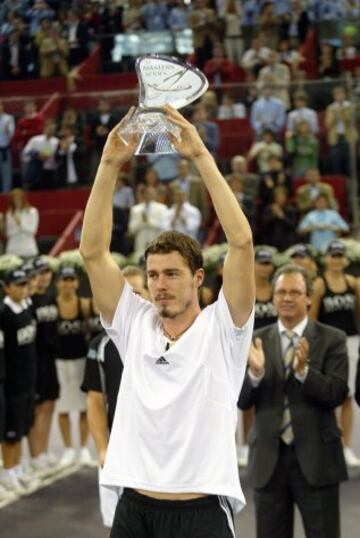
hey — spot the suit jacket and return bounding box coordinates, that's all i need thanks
[1,41,29,79]
[238,320,348,489]
[325,101,358,146]
[355,357,360,407]
[296,182,336,214]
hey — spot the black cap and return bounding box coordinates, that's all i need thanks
[4,268,28,285]
[326,240,346,256]
[290,244,313,259]
[58,266,77,279]
[34,257,51,272]
[255,249,273,263]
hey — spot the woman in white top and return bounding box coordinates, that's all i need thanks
[5,189,39,258]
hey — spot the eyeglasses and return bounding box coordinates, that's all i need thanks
[274,290,306,299]
[61,277,76,282]
[13,281,28,288]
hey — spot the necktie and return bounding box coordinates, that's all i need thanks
[280,331,295,445]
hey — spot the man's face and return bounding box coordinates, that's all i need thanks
[146,251,203,319]
[334,88,345,103]
[5,281,28,302]
[126,274,149,300]
[314,196,328,210]
[273,273,310,324]
[295,97,305,109]
[232,157,246,174]
[44,123,56,137]
[306,169,320,184]
[25,102,36,116]
[99,100,110,114]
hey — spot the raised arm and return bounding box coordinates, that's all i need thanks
[79,108,138,323]
[165,105,255,326]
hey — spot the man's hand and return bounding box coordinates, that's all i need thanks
[164,105,209,160]
[293,337,309,376]
[101,107,138,167]
[248,338,265,377]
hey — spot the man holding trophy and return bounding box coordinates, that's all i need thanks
[80,55,255,537]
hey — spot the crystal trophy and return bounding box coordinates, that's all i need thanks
[119,55,209,155]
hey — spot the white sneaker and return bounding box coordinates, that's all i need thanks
[45,452,58,467]
[78,447,93,466]
[0,483,10,499]
[1,471,26,495]
[344,447,360,468]
[237,445,249,468]
[18,472,42,491]
[59,448,76,467]
[31,455,50,477]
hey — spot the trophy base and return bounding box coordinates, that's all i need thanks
[118,108,181,155]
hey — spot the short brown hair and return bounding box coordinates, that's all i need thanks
[272,264,313,295]
[144,231,203,274]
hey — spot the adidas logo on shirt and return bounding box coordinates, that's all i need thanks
[156,356,169,365]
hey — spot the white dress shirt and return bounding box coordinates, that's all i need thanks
[128,201,168,253]
[23,134,59,170]
[163,201,201,238]
[287,107,319,134]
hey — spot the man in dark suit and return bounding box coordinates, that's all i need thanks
[238,264,348,538]
[1,30,29,80]
[355,357,360,407]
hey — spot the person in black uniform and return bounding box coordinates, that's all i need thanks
[0,308,7,499]
[355,357,360,407]
[238,248,277,468]
[28,257,59,473]
[0,268,38,494]
[82,265,148,529]
[56,266,91,467]
[309,240,360,468]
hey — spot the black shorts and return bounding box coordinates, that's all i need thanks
[111,489,235,538]
[4,391,35,443]
[36,352,59,404]
[0,382,5,443]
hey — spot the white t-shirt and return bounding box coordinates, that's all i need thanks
[101,282,254,513]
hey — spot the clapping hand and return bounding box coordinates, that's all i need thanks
[293,337,309,376]
[248,338,265,377]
